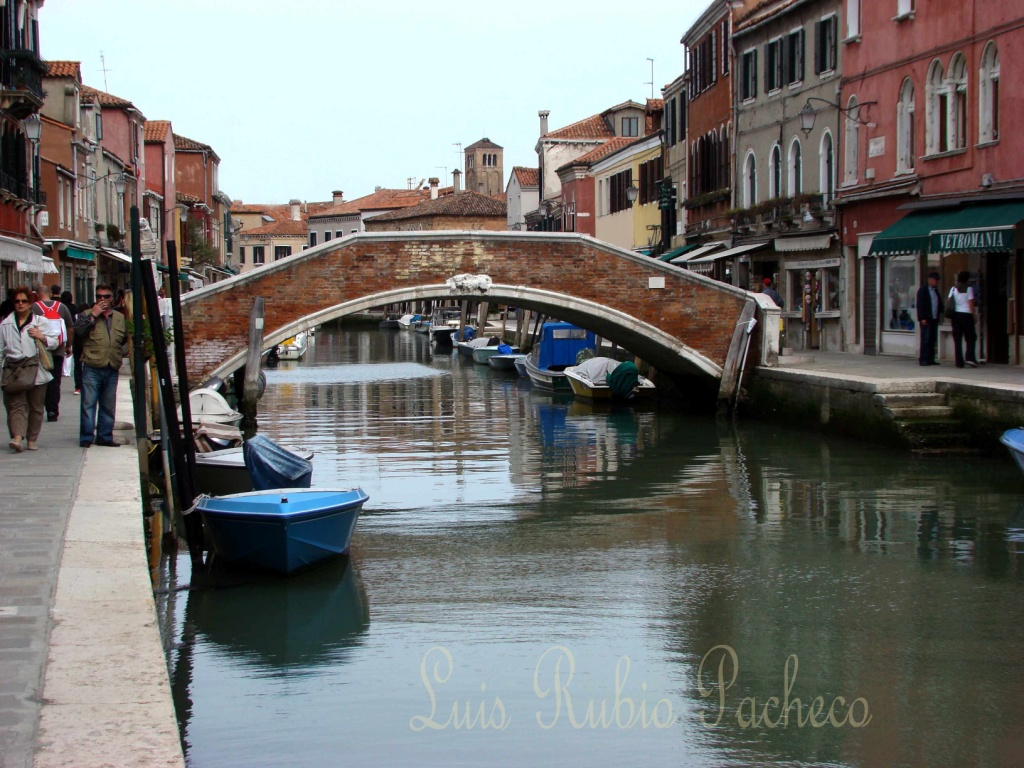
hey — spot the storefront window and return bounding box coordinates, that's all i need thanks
[785,259,841,316]
[884,254,918,332]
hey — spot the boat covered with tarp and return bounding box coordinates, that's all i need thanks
[563,357,656,400]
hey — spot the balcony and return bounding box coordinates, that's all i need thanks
[0,171,45,206]
[0,48,45,118]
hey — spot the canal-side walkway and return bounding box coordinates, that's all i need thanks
[0,371,183,768]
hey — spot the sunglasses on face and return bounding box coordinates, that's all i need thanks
[13,298,30,304]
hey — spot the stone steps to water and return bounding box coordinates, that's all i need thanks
[874,384,985,454]
[883,405,956,420]
[872,392,947,408]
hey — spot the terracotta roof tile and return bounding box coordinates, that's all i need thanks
[466,137,502,150]
[176,192,201,205]
[239,219,307,237]
[310,188,430,218]
[173,133,211,152]
[512,167,539,187]
[735,0,802,34]
[544,113,615,140]
[368,191,506,223]
[44,60,80,79]
[80,85,133,109]
[555,138,637,172]
[144,120,171,142]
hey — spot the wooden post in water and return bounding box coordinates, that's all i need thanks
[515,308,528,348]
[458,300,469,342]
[239,297,265,436]
[477,302,489,337]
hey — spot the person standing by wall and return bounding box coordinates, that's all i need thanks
[948,270,979,368]
[0,285,58,452]
[32,284,74,421]
[915,271,942,366]
[73,283,127,448]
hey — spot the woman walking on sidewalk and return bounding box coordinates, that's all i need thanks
[0,286,59,452]
[948,271,979,369]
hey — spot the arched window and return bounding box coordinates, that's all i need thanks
[925,59,944,154]
[769,143,782,197]
[820,130,834,201]
[744,151,757,208]
[844,96,859,185]
[788,139,802,196]
[897,78,916,172]
[947,53,967,150]
[979,42,999,143]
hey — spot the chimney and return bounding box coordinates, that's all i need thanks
[539,110,550,137]
[452,169,462,194]
[332,190,344,205]
[428,177,439,200]
[289,198,301,221]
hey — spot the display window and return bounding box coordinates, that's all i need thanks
[785,259,841,318]
[884,254,918,332]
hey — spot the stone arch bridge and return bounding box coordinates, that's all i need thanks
[180,232,779,403]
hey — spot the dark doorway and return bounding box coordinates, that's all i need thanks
[985,253,1009,364]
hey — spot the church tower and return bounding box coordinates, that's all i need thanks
[464,138,503,197]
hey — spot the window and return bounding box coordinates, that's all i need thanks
[947,53,968,150]
[638,156,663,204]
[788,139,802,195]
[896,0,914,17]
[884,255,917,332]
[324,231,332,242]
[846,0,860,38]
[95,112,103,140]
[607,169,633,214]
[621,117,639,137]
[336,230,344,239]
[814,16,837,74]
[897,79,915,171]
[721,19,730,74]
[688,30,718,97]
[239,246,246,264]
[844,97,860,184]
[979,42,1000,142]
[744,151,757,208]
[253,246,265,265]
[787,265,841,316]
[274,246,291,261]
[766,38,783,92]
[667,98,677,146]
[741,49,758,100]
[309,231,317,247]
[925,60,944,154]
[769,144,782,198]
[785,29,805,84]
[820,131,834,201]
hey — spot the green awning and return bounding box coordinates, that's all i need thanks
[929,201,1024,253]
[64,246,95,261]
[869,201,1024,257]
[658,243,698,262]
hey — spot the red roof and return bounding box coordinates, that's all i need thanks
[560,138,636,170]
[512,167,539,188]
[174,133,211,152]
[544,113,615,141]
[80,85,134,109]
[144,120,171,143]
[239,219,307,237]
[310,188,430,218]
[44,60,80,79]
[368,191,506,223]
[466,137,502,150]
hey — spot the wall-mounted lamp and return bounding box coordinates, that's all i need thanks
[626,183,639,205]
[23,114,41,143]
[79,170,128,195]
[799,96,877,136]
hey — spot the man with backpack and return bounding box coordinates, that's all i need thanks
[32,284,74,422]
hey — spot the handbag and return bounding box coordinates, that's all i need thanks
[1,356,39,394]
[34,338,53,371]
[944,291,957,317]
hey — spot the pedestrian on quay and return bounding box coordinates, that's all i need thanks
[74,283,127,448]
[916,271,943,366]
[0,287,15,321]
[0,285,59,452]
[761,277,784,309]
[948,270,979,368]
[32,284,74,421]
[70,299,90,395]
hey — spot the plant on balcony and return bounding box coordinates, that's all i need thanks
[683,187,730,210]
[186,218,219,270]
[105,223,123,243]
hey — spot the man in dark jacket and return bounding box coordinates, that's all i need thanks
[916,271,942,366]
[73,283,127,447]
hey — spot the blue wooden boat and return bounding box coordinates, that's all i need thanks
[198,488,369,574]
[1000,428,1024,477]
[524,322,596,391]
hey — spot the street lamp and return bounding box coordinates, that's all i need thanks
[626,183,639,205]
[799,96,877,136]
[23,113,41,142]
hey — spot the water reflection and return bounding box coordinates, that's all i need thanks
[162,324,1024,768]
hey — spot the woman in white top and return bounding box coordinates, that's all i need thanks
[0,286,58,451]
[947,270,978,368]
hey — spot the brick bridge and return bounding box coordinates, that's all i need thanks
[180,232,779,402]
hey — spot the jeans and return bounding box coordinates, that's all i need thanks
[950,312,978,367]
[80,364,118,444]
[46,354,64,416]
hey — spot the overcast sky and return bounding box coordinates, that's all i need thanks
[41,1,703,205]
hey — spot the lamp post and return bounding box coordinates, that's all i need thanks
[24,114,41,202]
[626,183,639,205]
[799,96,877,136]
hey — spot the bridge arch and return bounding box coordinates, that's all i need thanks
[180,231,778,396]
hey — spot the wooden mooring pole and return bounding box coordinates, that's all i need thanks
[239,297,265,437]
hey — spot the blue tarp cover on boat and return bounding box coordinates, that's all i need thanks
[244,435,313,491]
[536,322,596,370]
[497,343,513,354]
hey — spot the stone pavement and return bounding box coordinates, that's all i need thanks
[0,369,183,768]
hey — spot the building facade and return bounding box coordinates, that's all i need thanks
[505,166,538,231]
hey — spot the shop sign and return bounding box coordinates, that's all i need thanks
[931,228,1011,253]
[787,258,840,270]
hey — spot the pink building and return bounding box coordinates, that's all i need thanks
[839,1,1022,364]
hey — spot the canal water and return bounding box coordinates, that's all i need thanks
[158,323,1024,768]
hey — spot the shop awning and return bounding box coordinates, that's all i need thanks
[41,256,58,274]
[775,234,833,252]
[929,201,1024,253]
[65,246,95,261]
[670,242,723,264]
[691,241,769,262]
[868,200,1024,257]
[658,243,699,262]
[100,247,132,265]
[0,235,43,272]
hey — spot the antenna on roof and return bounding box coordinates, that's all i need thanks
[99,51,111,91]
[645,58,655,100]
[453,142,463,171]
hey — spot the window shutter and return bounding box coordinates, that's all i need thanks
[763,44,770,92]
[753,51,758,98]
[814,21,824,74]
[797,29,805,81]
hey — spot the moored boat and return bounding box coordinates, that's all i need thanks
[183,387,243,427]
[472,342,520,365]
[563,357,656,400]
[396,314,421,330]
[1001,428,1024,477]
[523,322,597,391]
[488,353,525,371]
[378,317,401,329]
[195,443,315,497]
[198,487,369,574]
[514,355,529,377]
[277,331,308,360]
[457,337,493,357]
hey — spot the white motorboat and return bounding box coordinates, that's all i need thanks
[563,357,656,401]
[277,331,308,360]
[182,387,243,427]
